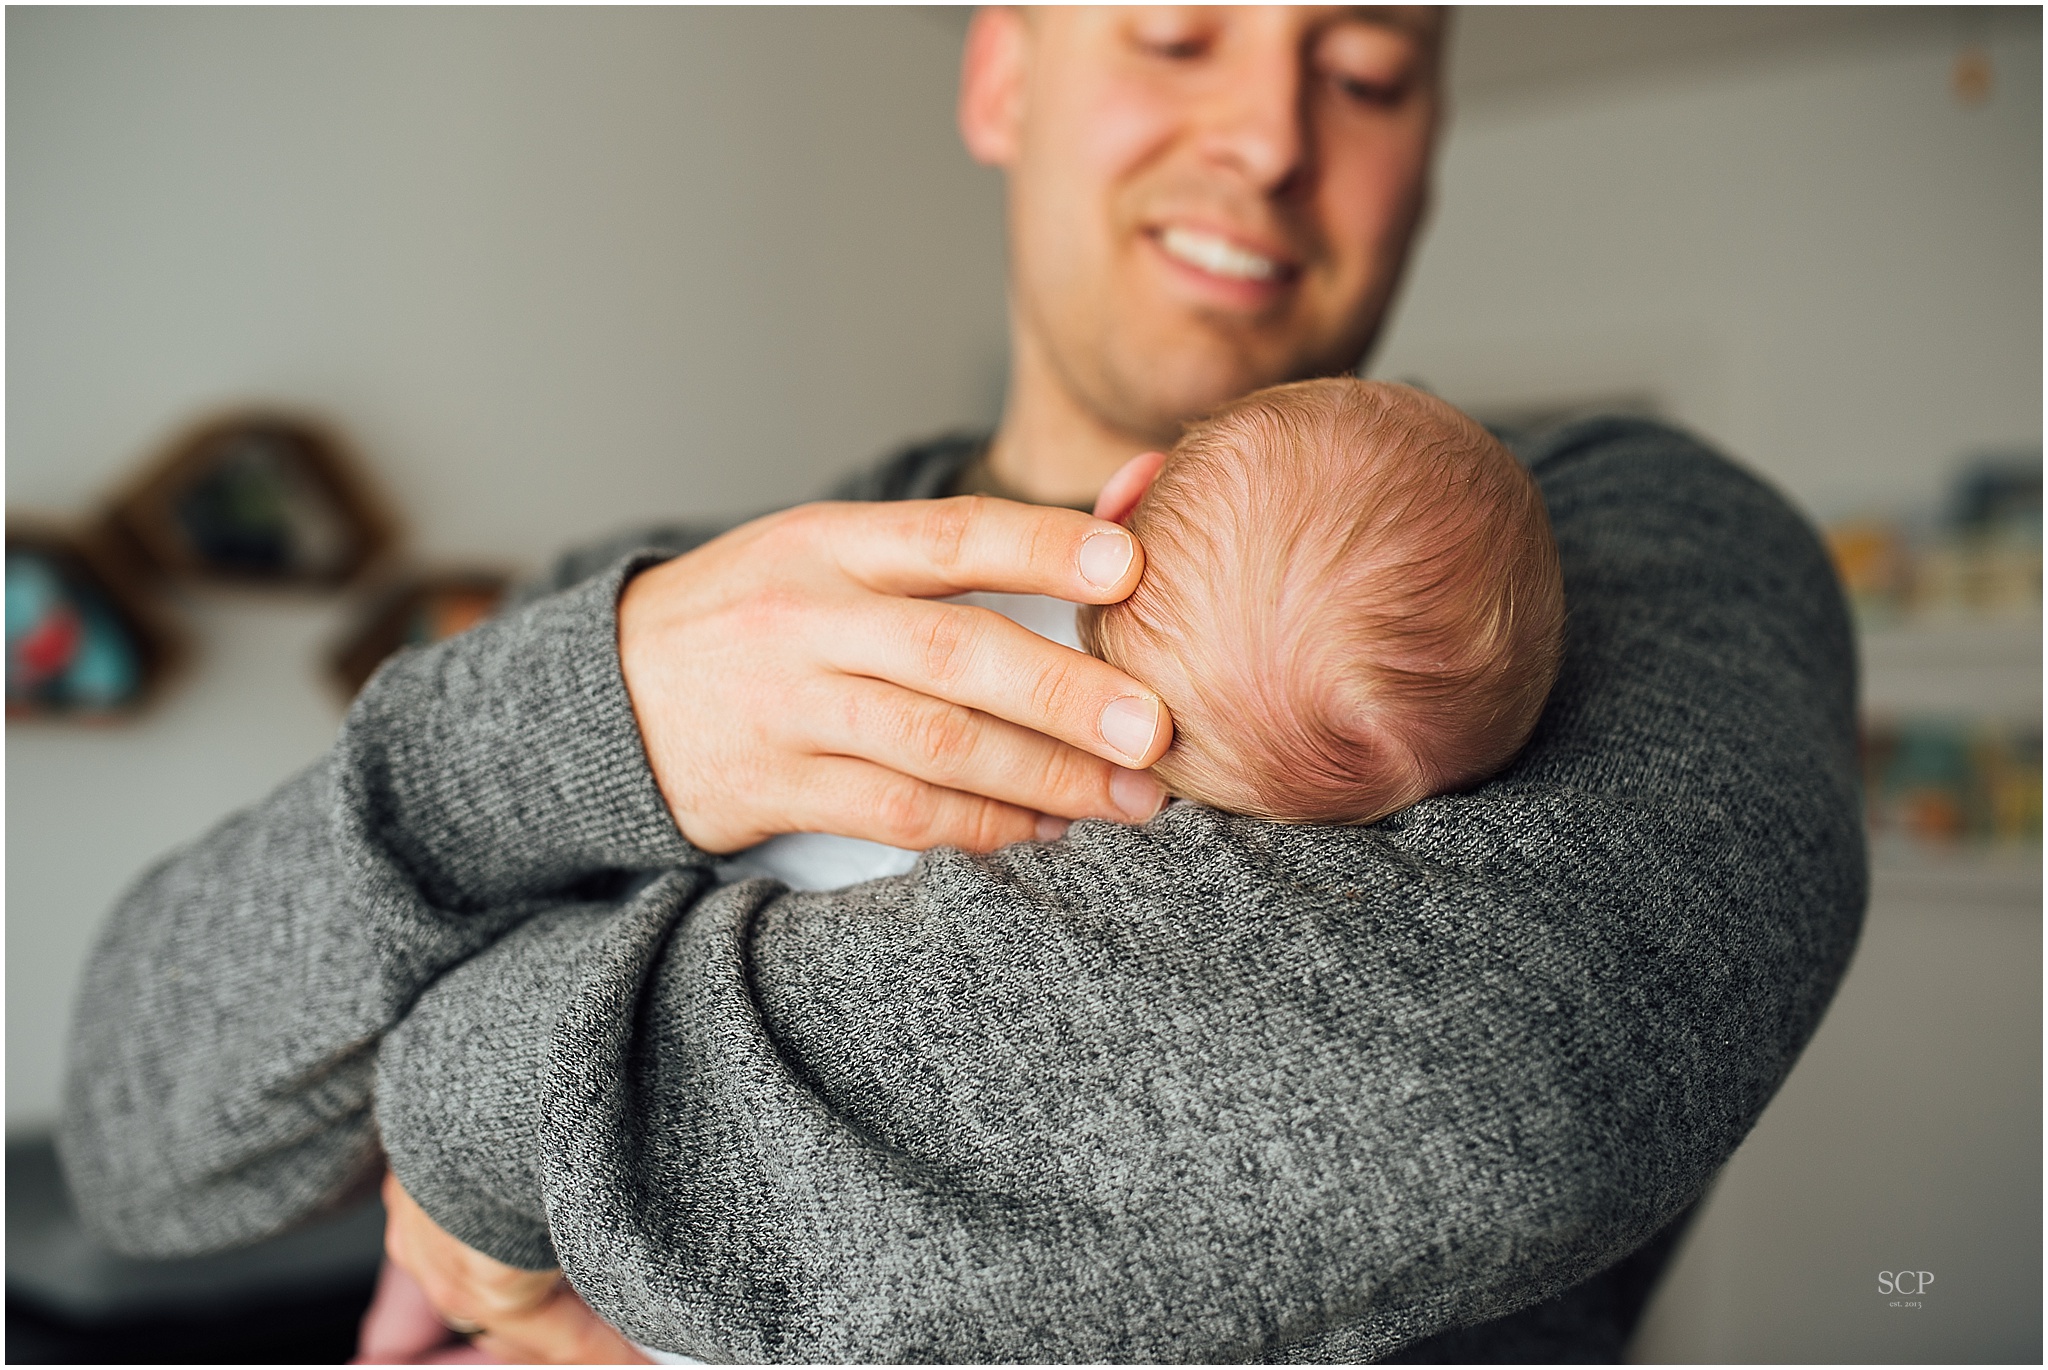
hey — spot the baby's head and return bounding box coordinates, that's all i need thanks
[1079,378,1564,825]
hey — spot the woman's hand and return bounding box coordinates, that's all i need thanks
[379,1174,650,1365]
[618,496,1173,854]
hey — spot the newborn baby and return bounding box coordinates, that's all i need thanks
[706,378,1560,890]
[1081,375,1563,824]
[355,377,1564,1364]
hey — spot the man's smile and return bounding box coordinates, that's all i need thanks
[1143,222,1303,312]
[1156,225,1287,281]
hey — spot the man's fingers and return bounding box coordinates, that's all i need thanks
[354,1262,468,1364]
[817,496,1147,603]
[802,676,1165,824]
[775,755,1054,853]
[831,599,1173,769]
[379,1174,639,1363]
[401,1252,559,1333]
[474,1283,650,1365]
[383,1174,562,1328]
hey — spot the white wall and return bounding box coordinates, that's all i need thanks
[1374,16,2041,519]
[7,6,1007,1128]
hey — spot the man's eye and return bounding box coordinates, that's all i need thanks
[1142,34,1210,61]
[1331,72,1409,108]
[1128,11,1214,62]
[1316,22,1422,110]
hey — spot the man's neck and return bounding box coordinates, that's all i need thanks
[982,325,1162,510]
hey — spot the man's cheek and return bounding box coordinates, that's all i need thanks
[1071,102,1177,211]
[1301,181,1425,342]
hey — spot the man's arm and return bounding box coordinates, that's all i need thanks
[374,419,1868,1360]
[58,559,711,1256]
[58,457,1173,1256]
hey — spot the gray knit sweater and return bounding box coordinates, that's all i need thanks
[60,417,1866,1362]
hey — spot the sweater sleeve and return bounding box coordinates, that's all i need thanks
[58,554,713,1258]
[374,420,1868,1361]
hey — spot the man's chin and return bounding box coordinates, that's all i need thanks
[1102,342,1327,441]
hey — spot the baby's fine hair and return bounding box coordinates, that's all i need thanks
[1080,377,1565,824]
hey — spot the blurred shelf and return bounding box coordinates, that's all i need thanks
[1858,615,2040,718]
[1868,837,2041,910]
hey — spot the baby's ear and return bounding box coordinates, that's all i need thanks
[1093,451,1167,524]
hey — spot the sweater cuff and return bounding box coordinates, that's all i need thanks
[337,551,706,916]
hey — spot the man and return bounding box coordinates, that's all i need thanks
[62,8,1865,1363]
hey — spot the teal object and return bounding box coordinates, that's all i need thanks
[5,548,145,710]
[67,603,140,705]
[6,553,62,642]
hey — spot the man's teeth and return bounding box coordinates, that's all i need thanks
[1159,227,1279,282]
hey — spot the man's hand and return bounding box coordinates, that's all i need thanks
[618,495,1174,854]
[380,1174,650,1365]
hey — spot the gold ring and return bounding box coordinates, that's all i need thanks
[442,1314,486,1336]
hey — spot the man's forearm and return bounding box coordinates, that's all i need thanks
[60,555,711,1256]
[61,759,390,1256]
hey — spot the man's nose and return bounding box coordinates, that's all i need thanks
[1196,37,1308,195]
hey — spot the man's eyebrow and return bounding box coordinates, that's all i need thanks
[1337,6,1442,44]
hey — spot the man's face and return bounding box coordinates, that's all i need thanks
[963,6,1443,445]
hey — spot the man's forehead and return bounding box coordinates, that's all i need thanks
[1032,6,1444,48]
[1341,6,1443,40]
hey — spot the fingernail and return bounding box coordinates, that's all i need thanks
[1078,531,1134,589]
[1035,813,1070,842]
[1109,766,1166,822]
[1099,695,1161,763]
